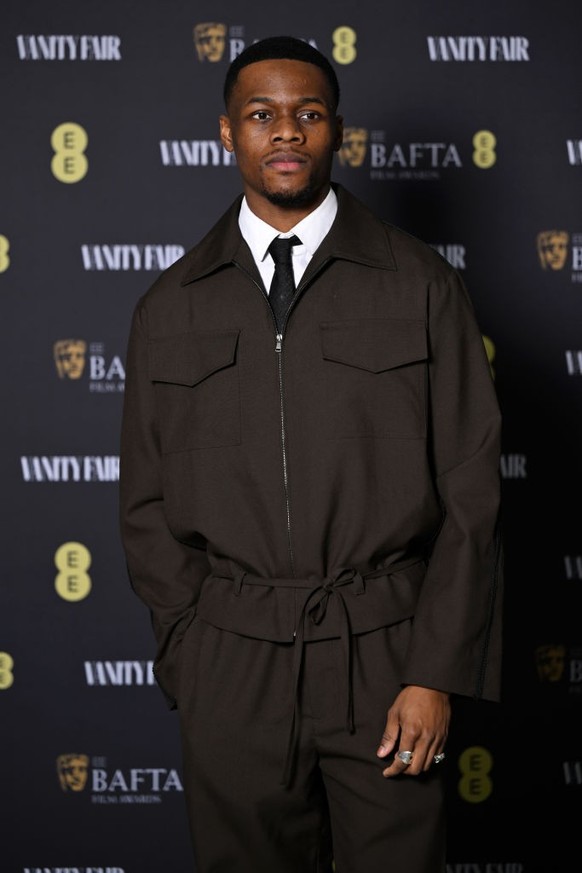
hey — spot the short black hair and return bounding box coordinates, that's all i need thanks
[223,35,340,110]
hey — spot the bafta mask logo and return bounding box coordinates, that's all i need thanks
[57,753,89,792]
[53,339,87,380]
[535,643,566,682]
[537,230,569,271]
[338,127,368,168]
[193,22,227,62]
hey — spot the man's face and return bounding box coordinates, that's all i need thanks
[220,59,343,223]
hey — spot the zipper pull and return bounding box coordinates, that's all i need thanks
[275,333,282,352]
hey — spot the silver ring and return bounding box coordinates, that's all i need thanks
[433,753,446,764]
[396,750,413,765]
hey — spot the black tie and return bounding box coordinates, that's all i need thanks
[268,235,301,331]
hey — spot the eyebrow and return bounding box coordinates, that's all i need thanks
[245,96,327,107]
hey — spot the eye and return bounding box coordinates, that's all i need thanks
[300,111,321,121]
[251,110,271,121]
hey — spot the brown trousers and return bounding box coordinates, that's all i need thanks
[177,616,446,873]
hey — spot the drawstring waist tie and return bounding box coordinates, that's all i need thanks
[203,558,424,786]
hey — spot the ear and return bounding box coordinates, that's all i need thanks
[333,115,344,152]
[219,115,234,152]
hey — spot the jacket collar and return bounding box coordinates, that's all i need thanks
[179,183,396,287]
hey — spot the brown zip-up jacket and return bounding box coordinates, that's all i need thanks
[119,183,503,711]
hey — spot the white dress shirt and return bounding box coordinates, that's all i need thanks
[238,187,338,293]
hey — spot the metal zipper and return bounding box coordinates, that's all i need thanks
[232,262,296,576]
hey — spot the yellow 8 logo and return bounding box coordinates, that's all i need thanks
[458,745,493,802]
[51,122,89,183]
[0,652,14,690]
[54,541,92,601]
[473,130,497,169]
[332,26,357,65]
[0,235,10,273]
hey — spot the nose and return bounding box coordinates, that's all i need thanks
[270,113,305,143]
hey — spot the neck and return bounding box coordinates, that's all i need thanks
[244,187,330,232]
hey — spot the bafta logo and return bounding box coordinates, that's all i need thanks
[536,230,569,270]
[338,127,368,168]
[193,22,227,62]
[53,339,87,379]
[535,643,566,682]
[57,753,89,792]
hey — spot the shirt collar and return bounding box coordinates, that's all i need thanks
[238,187,338,263]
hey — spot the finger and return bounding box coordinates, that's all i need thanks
[382,748,416,778]
[376,730,395,758]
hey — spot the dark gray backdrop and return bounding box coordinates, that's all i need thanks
[2,1,581,871]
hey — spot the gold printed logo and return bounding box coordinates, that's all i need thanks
[537,230,569,271]
[57,753,89,792]
[53,339,87,379]
[51,122,88,183]
[332,26,357,65]
[193,22,226,62]
[0,652,14,690]
[535,643,566,682]
[482,334,496,379]
[338,127,368,168]
[55,542,92,601]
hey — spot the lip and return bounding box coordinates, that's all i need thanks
[265,151,308,171]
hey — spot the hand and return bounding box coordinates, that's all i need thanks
[376,685,451,777]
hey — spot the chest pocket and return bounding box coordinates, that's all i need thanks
[148,330,241,453]
[320,318,427,440]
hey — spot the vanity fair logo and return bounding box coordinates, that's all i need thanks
[21,456,119,483]
[159,139,236,167]
[84,660,156,686]
[430,244,466,269]
[426,35,530,62]
[564,555,582,580]
[53,339,125,392]
[499,454,527,479]
[446,865,524,873]
[567,140,582,165]
[16,34,122,60]
[22,866,125,873]
[81,244,184,271]
[56,754,183,804]
[23,868,125,873]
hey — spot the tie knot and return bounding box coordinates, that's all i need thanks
[268,235,301,265]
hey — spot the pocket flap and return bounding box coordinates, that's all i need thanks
[320,318,427,373]
[148,330,240,386]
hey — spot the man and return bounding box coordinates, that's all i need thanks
[120,36,503,873]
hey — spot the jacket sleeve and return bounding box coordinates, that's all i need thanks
[119,299,211,709]
[401,268,504,701]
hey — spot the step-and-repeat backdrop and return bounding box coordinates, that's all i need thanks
[2,1,581,871]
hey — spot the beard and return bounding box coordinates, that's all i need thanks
[261,175,320,209]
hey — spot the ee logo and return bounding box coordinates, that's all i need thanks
[51,122,88,183]
[473,130,496,169]
[0,235,10,272]
[332,26,357,65]
[458,745,493,802]
[54,541,92,601]
[0,652,14,690]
